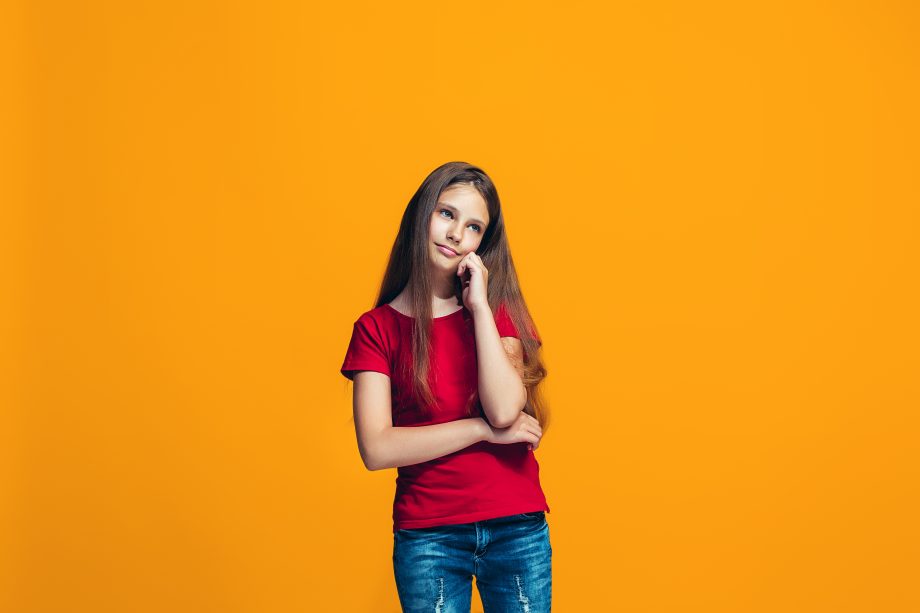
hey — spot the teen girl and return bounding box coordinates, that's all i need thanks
[340,161,552,612]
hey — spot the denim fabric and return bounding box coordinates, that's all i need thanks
[393,511,552,612]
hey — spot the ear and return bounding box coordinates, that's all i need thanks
[500,336,525,378]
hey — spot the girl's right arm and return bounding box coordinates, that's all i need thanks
[352,371,543,470]
[352,371,491,470]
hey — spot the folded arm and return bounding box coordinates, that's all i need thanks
[351,370,491,470]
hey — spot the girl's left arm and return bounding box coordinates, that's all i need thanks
[471,303,528,428]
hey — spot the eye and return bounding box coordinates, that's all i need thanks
[440,209,482,232]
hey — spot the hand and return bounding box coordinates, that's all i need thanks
[483,412,543,451]
[457,251,488,312]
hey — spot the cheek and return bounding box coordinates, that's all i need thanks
[428,216,445,236]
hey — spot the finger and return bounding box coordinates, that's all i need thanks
[523,423,542,439]
[524,421,542,437]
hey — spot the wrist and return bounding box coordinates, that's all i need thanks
[476,417,492,442]
[470,302,492,319]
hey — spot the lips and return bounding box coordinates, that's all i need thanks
[435,243,459,256]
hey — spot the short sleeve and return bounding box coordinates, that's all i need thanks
[340,316,391,380]
[494,302,542,347]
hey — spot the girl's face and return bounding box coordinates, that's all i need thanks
[427,185,490,271]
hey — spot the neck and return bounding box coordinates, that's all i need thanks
[429,270,457,305]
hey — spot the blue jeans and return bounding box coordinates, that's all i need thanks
[393,511,552,612]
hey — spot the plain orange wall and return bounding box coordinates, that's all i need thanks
[4,1,919,611]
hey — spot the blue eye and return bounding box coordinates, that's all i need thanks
[440,209,481,232]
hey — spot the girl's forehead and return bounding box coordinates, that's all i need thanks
[438,186,489,224]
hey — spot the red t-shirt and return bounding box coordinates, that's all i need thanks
[340,302,551,532]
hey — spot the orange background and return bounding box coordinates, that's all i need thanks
[4,1,919,611]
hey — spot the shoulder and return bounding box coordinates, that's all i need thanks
[341,306,399,380]
[354,304,398,326]
[493,300,542,349]
[492,301,519,338]
[349,305,403,343]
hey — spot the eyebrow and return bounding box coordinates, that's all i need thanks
[436,202,487,227]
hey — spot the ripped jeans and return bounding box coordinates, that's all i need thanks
[393,511,552,613]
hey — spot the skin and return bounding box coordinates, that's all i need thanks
[354,185,543,471]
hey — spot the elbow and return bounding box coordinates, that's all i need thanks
[363,454,385,471]
[361,448,389,471]
[359,440,386,471]
[489,392,528,429]
[358,428,393,471]
[490,414,516,429]
[490,407,523,429]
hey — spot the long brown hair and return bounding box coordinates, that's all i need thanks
[374,161,550,432]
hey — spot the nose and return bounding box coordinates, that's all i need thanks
[447,223,462,245]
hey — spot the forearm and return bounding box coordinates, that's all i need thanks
[472,304,527,428]
[367,417,490,470]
